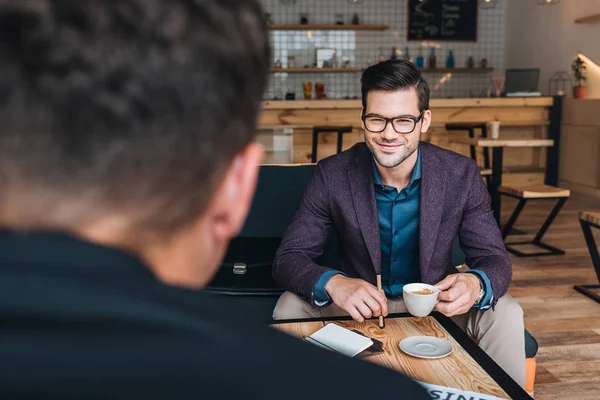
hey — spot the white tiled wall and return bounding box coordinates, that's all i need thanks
[261,0,506,99]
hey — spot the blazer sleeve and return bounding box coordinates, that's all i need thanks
[458,162,512,300]
[273,162,337,301]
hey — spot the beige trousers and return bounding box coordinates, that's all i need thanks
[273,291,526,389]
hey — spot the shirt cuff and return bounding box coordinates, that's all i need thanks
[313,270,346,306]
[464,269,494,310]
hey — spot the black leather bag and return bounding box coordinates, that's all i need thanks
[207,165,339,297]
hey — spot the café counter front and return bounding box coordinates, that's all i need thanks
[258,97,559,188]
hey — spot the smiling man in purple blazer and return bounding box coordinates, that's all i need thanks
[272,60,526,388]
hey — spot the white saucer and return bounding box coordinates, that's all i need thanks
[399,336,453,359]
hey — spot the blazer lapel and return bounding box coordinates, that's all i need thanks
[419,143,447,278]
[348,145,381,274]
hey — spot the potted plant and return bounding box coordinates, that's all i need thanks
[572,56,587,99]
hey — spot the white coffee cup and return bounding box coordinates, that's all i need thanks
[488,121,501,140]
[403,283,440,317]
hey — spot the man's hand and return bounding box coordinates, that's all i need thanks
[434,273,481,317]
[325,275,388,322]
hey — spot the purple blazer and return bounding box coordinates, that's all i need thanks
[273,142,512,306]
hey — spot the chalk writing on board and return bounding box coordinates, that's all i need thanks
[411,1,437,38]
[408,0,478,42]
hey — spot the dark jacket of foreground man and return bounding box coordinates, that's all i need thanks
[0,231,428,399]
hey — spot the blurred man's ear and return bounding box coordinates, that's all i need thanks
[134,142,264,290]
[206,142,264,242]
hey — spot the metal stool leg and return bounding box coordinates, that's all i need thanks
[502,199,527,240]
[481,124,491,170]
[337,129,344,154]
[468,127,477,161]
[574,220,600,303]
[311,128,319,163]
[532,197,568,244]
[504,197,568,257]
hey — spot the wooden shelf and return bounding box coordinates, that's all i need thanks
[575,13,600,24]
[270,67,491,74]
[419,68,493,74]
[270,68,359,73]
[268,24,389,31]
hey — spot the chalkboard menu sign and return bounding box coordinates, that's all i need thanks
[407,0,478,42]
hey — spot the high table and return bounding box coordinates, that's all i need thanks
[447,137,554,224]
[272,313,532,400]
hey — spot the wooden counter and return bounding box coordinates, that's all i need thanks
[559,99,600,199]
[259,97,556,187]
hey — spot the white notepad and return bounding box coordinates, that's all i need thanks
[304,323,373,357]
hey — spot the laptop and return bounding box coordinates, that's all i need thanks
[504,68,541,97]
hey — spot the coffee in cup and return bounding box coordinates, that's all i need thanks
[411,288,435,295]
[403,283,439,317]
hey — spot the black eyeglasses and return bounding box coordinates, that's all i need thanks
[361,111,425,134]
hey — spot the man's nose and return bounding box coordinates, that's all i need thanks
[381,122,399,141]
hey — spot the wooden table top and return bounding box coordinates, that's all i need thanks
[448,136,554,148]
[272,314,531,399]
[580,211,600,227]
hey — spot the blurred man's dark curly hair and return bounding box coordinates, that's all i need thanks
[0,0,269,237]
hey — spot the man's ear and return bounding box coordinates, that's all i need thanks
[420,109,432,133]
[361,108,367,130]
[204,142,264,241]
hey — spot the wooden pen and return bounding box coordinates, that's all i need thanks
[376,274,385,328]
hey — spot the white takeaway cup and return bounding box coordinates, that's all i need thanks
[488,121,501,140]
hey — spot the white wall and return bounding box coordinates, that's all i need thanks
[505,0,600,95]
[262,0,507,100]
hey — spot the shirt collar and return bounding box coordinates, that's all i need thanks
[372,147,421,189]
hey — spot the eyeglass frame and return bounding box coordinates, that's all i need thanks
[361,111,426,134]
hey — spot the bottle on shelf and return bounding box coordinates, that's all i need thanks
[446,49,455,68]
[390,46,398,60]
[466,56,475,68]
[378,47,385,63]
[416,46,425,68]
[403,46,411,63]
[428,47,437,69]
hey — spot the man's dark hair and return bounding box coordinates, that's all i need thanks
[0,0,269,236]
[361,60,430,112]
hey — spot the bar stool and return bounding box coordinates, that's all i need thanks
[499,185,570,257]
[445,123,491,185]
[574,211,600,303]
[311,126,353,163]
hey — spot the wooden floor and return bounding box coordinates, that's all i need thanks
[502,193,600,400]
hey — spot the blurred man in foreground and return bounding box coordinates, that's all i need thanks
[0,1,428,398]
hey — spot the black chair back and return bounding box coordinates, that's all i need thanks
[207,165,339,296]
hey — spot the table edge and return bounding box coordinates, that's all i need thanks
[271,312,532,400]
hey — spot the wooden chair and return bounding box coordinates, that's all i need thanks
[499,185,570,257]
[574,211,600,303]
[311,126,353,162]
